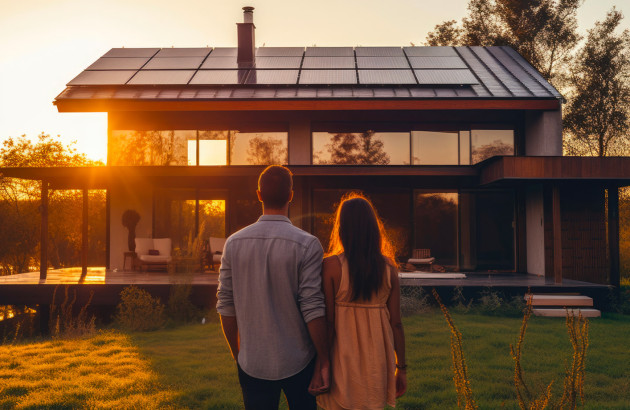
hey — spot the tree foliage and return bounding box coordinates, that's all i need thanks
[245,136,287,165]
[425,0,581,82]
[0,134,105,275]
[563,9,630,157]
[316,132,391,165]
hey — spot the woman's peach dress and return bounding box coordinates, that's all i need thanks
[317,254,397,410]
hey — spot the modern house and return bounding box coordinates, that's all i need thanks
[2,7,628,292]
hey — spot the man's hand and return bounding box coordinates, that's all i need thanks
[308,356,330,396]
[395,368,407,398]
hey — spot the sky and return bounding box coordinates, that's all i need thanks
[0,0,628,163]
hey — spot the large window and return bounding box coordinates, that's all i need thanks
[312,127,513,166]
[471,129,515,164]
[312,132,410,165]
[110,130,287,166]
[414,191,459,267]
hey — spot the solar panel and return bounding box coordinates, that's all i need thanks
[210,47,238,57]
[408,56,467,69]
[470,47,529,96]
[67,70,137,86]
[201,57,239,69]
[142,57,205,70]
[356,57,409,69]
[358,70,416,84]
[299,70,357,84]
[355,47,404,57]
[86,57,149,70]
[255,57,303,69]
[414,69,478,84]
[127,70,196,85]
[305,47,354,57]
[302,57,355,69]
[404,47,457,57]
[190,70,247,85]
[102,48,160,58]
[155,48,212,57]
[245,70,299,84]
[256,47,304,57]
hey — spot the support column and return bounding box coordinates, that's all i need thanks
[608,186,620,288]
[81,188,88,278]
[552,185,562,284]
[40,180,48,281]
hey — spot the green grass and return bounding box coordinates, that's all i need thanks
[0,311,629,409]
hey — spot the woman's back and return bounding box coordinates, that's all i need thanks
[317,254,396,410]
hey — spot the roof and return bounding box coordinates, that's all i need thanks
[54,46,562,112]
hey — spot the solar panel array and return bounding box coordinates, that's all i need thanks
[68,46,483,87]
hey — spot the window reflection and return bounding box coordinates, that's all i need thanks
[199,131,228,166]
[230,132,288,165]
[471,130,514,164]
[414,192,459,267]
[412,131,459,165]
[110,130,194,166]
[312,131,410,165]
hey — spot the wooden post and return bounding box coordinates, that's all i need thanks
[40,181,48,281]
[608,186,620,288]
[552,185,562,284]
[81,188,88,278]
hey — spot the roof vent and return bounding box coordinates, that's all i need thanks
[237,6,255,66]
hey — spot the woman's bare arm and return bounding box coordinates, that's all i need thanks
[387,264,407,397]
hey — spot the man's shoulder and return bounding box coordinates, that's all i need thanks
[227,219,319,247]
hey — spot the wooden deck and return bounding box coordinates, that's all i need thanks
[0,268,219,306]
[0,268,609,307]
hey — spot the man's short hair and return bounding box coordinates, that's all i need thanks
[258,165,293,209]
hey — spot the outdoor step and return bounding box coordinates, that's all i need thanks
[532,308,601,318]
[524,294,593,307]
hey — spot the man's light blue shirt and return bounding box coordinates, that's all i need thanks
[216,215,325,380]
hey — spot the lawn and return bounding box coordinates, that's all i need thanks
[0,311,629,409]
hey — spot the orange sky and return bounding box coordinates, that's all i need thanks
[0,0,627,163]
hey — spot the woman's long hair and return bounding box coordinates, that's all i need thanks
[327,192,397,301]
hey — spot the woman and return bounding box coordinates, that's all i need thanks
[313,193,406,409]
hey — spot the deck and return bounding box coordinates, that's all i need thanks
[0,268,610,307]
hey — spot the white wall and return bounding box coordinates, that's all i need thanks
[525,184,545,276]
[525,109,563,156]
[109,183,153,270]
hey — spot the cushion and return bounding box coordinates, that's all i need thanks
[408,257,436,264]
[138,254,172,263]
[148,249,160,256]
[153,238,172,257]
[135,238,153,256]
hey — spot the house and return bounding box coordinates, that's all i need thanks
[3,7,628,289]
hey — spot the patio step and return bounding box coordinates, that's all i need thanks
[524,294,593,307]
[532,308,601,318]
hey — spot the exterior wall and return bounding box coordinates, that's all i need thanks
[525,184,545,276]
[524,109,562,156]
[109,183,153,270]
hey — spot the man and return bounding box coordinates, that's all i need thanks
[216,165,330,409]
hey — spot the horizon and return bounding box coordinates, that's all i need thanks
[1,0,628,163]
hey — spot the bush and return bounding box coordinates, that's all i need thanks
[49,286,96,339]
[400,286,431,316]
[115,286,165,332]
[475,288,524,317]
[167,282,202,324]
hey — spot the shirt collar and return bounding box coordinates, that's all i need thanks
[258,215,292,224]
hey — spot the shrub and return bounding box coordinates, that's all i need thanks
[167,282,202,324]
[115,286,165,332]
[400,286,431,316]
[475,288,524,317]
[49,286,96,339]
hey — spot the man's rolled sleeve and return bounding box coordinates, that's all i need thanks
[297,237,325,323]
[216,241,236,316]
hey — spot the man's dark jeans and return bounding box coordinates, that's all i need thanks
[237,358,317,410]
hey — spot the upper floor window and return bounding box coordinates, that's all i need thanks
[471,129,514,164]
[312,131,410,165]
[110,130,288,166]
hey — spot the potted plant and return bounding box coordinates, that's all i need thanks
[122,209,141,252]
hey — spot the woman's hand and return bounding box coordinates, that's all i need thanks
[395,368,407,398]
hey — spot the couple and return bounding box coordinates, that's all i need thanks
[216,165,406,410]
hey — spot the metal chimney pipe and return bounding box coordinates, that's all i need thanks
[243,6,254,24]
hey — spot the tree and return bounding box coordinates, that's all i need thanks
[0,134,104,275]
[563,9,630,157]
[316,131,391,165]
[246,136,287,165]
[425,0,581,82]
